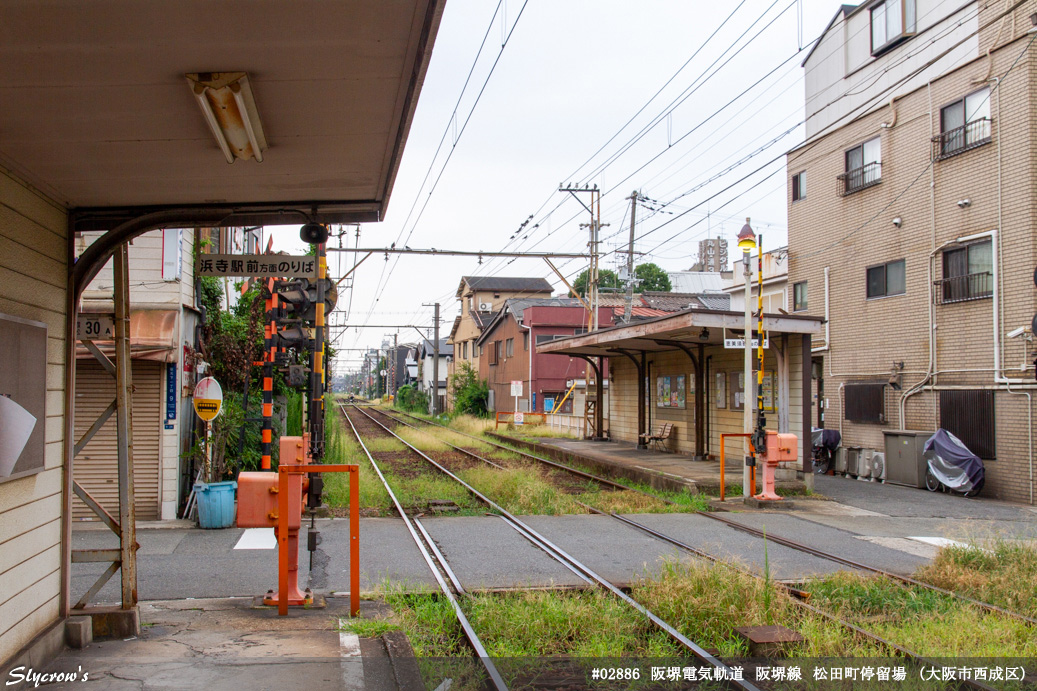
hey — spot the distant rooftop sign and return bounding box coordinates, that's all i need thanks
[197,254,317,278]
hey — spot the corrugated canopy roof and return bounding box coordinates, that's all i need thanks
[537,308,823,358]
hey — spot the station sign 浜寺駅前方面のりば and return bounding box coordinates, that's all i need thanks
[197,254,317,279]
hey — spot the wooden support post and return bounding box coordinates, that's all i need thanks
[113,243,137,609]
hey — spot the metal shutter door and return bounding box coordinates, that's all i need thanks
[73,360,162,521]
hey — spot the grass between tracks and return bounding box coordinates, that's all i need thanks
[807,571,1037,657]
[913,540,1037,620]
[326,408,709,516]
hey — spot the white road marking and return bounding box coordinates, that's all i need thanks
[855,536,939,559]
[233,527,276,550]
[338,621,364,689]
[908,536,975,550]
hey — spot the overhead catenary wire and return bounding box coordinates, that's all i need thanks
[343,0,1016,356]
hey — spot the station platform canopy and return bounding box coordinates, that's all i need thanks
[0,0,445,232]
[536,308,823,358]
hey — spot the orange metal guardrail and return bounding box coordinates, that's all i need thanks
[719,432,756,502]
[276,462,360,616]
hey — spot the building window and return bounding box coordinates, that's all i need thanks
[535,334,561,345]
[506,338,514,357]
[937,240,993,303]
[791,171,806,202]
[793,281,808,311]
[866,259,906,299]
[840,137,881,194]
[935,88,991,159]
[574,327,588,335]
[462,341,468,360]
[845,383,886,423]
[871,0,915,55]
[939,390,995,459]
[523,332,529,351]
[488,341,499,365]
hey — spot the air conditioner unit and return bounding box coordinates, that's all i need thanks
[845,447,860,477]
[869,451,886,482]
[478,302,493,311]
[858,449,875,481]
[834,447,848,474]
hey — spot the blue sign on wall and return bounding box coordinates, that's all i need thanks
[165,363,177,429]
[531,392,536,412]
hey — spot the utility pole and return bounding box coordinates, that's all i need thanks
[425,302,441,416]
[392,332,398,399]
[560,183,604,331]
[736,219,757,498]
[623,190,637,323]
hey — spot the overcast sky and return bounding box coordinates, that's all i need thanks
[275,0,841,375]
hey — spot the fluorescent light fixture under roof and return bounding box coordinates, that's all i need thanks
[186,72,267,164]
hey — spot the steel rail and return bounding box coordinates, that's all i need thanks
[378,408,657,498]
[350,405,762,691]
[386,409,1037,629]
[373,409,1014,690]
[597,511,1001,691]
[695,510,1037,628]
[338,405,509,691]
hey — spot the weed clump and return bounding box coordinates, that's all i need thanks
[915,541,1037,619]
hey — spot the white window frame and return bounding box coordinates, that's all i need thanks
[871,0,916,55]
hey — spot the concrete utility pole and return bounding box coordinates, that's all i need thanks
[432,303,440,416]
[624,190,637,323]
[392,332,398,398]
[559,183,604,331]
[737,219,757,498]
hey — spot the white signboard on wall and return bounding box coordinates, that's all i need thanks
[162,228,183,281]
[510,380,523,397]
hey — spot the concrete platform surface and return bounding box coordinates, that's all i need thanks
[36,598,379,690]
[505,436,807,494]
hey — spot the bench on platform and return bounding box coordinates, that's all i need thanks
[640,423,675,451]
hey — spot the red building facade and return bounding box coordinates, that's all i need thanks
[477,299,612,413]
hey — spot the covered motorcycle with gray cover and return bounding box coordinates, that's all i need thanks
[922,428,985,497]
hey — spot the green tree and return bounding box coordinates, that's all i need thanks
[570,269,621,297]
[634,262,672,292]
[450,362,490,416]
[394,384,430,414]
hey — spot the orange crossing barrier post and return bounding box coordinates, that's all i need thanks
[238,435,360,617]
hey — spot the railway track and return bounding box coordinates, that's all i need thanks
[349,406,1031,690]
[382,407,1037,629]
[339,402,762,691]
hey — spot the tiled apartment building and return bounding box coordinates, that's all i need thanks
[788,0,1037,503]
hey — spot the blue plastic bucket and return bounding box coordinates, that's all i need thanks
[194,480,237,529]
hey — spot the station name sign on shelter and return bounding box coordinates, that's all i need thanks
[197,254,317,279]
[724,337,769,349]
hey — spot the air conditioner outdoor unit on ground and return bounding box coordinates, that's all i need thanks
[845,447,860,477]
[858,449,875,481]
[479,302,493,311]
[870,451,886,481]
[834,447,848,474]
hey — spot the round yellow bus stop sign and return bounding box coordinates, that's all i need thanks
[193,377,223,421]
